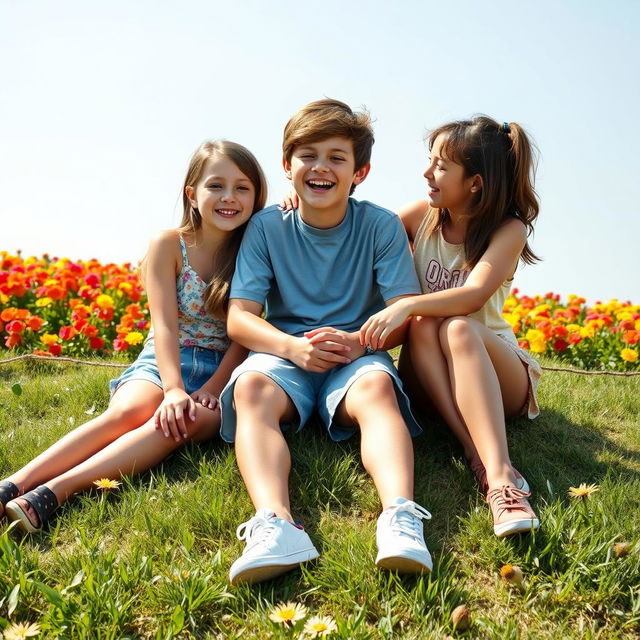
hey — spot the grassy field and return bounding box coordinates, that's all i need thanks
[0,358,639,639]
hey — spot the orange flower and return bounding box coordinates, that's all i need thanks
[26,315,44,331]
[4,333,22,348]
[0,307,18,322]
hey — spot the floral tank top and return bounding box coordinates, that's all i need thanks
[147,236,230,352]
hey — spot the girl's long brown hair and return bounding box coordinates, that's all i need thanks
[425,115,539,269]
[179,140,267,318]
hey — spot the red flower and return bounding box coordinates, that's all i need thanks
[552,325,569,338]
[553,338,568,352]
[568,333,582,345]
[84,273,101,287]
[5,320,25,334]
[59,325,78,341]
[113,338,129,352]
[89,336,105,350]
[49,343,62,356]
[518,339,530,350]
[44,284,66,300]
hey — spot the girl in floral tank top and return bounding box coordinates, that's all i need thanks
[1,141,266,533]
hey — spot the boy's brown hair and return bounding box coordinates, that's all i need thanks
[282,99,374,177]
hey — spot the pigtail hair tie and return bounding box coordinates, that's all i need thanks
[502,122,511,134]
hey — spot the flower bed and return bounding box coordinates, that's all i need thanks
[1,251,638,371]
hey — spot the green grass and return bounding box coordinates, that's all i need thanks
[1,359,639,639]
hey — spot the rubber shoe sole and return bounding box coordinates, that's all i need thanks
[375,549,432,574]
[494,517,540,538]
[5,501,39,533]
[230,547,319,585]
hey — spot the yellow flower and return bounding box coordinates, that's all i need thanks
[566,323,582,333]
[124,331,144,345]
[269,601,308,626]
[499,564,524,585]
[304,615,337,637]
[568,483,599,499]
[95,294,115,310]
[528,338,547,354]
[3,622,41,639]
[118,281,133,294]
[40,333,59,345]
[35,297,52,308]
[580,325,596,338]
[621,348,638,363]
[93,478,121,490]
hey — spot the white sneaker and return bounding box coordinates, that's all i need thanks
[375,497,433,574]
[229,508,319,585]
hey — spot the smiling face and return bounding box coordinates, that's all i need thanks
[185,154,256,235]
[283,136,370,226]
[424,134,481,216]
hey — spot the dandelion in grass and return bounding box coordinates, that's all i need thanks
[304,615,337,637]
[93,478,121,490]
[568,483,599,499]
[613,542,632,558]
[3,622,41,640]
[269,601,308,626]
[500,564,524,585]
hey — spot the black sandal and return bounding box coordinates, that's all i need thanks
[5,485,58,533]
[0,481,20,514]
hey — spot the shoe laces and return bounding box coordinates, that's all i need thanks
[486,485,532,518]
[387,501,432,540]
[236,512,277,550]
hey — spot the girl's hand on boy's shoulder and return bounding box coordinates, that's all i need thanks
[278,189,299,211]
[154,387,196,442]
[191,388,219,411]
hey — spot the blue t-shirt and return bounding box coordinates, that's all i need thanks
[231,198,421,337]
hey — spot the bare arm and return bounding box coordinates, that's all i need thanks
[360,219,527,349]
[144,232,199,440]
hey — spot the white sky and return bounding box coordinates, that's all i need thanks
[1,0,638,303]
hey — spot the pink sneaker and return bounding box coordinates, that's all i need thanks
[486,485,539,538]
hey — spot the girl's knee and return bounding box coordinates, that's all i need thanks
[439,316,480,353]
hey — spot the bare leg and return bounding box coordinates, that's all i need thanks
[233,373,297,522]
[1,380,163,516]
[439,316,529,490]
[401,316,478,460]
[337,371,414,509]
[11,403,219,527]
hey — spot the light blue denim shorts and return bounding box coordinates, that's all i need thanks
[109,341,224,397]
[219,351,421,443]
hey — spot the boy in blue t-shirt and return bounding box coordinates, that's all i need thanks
[221,99,432,584]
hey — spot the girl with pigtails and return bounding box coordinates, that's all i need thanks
[360,116,542,537]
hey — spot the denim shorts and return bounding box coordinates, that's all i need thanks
[109,341,224,397]
[219,351,421,443]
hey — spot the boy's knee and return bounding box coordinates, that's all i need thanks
[233,372,282,406]
[349,371,395,404]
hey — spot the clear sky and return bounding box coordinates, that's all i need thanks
[1,0,638,303]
